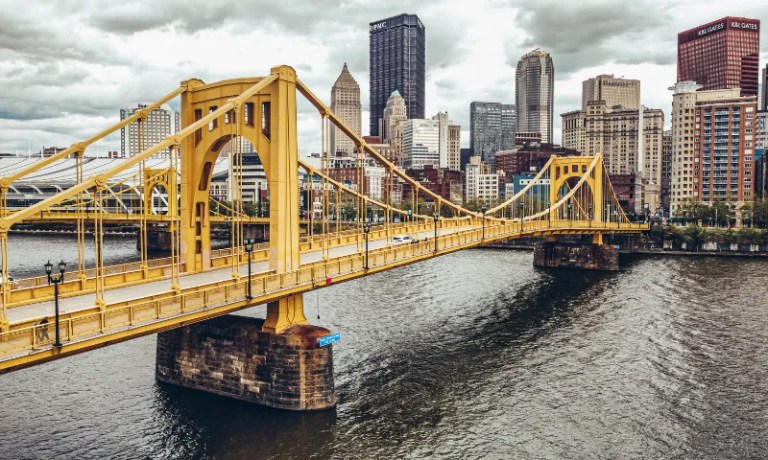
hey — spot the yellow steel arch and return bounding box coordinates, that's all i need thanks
[549,154,603,225]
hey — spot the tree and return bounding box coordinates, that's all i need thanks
[753,197,768,228]
[682,225,705,251]
[708,201,731,227]
[675,198,709,224]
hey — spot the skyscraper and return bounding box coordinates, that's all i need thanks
[469,102,516,168]
[668,81,702,214]
[516,49,554,144]
[382,90,407,167]
[694,89,757,204]
[402,119,439,169]
[677,17,760,97]
[561,101,664,209]
[761,63,767,111]
[582,74,640,110]
[382,91,407,141]
[447,124,461,171]
[120,103,179,158]
[431,112,454,169]
[330,63,361,156]
[662,129,672,211]
[369,13,425,137]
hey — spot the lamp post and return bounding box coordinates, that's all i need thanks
[518,202,524,232]
[548,203,552,228]
[589,204,593,228]
[433,212,439,253]
[45,259,66,348]
[481,205,487,241]
[364,222,371,269]
[244,238,254,299]
[605,204,610,227]
[568,202,573,227]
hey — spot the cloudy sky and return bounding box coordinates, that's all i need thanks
[1,0,767,156]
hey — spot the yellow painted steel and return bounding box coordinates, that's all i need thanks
[0,217,645,373]
[0,65,647,346]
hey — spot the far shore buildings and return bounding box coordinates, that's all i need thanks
[120,103,179,158]
[668,83,758,212]
[562,74,663,211]
[667,16,761,214]
[464,155,498,203]
[469,102,516,168]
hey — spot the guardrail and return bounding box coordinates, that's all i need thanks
[0,217,647,365]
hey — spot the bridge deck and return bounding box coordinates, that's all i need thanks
[0,219,645,372]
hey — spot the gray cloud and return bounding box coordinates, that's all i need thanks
[2,0,768,153]
[509,0,676,75]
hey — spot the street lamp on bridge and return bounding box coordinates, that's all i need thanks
[589,204,593,228]
[44,259,66,348]
[363,222,371,270]
[244,238,255,299]
[481,205,487,241]
[518,202,524,232]
[433,212,439,253]
[568,202,573,227]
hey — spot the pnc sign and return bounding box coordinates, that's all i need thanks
[370,21,387,32]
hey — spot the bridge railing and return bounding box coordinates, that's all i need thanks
[0,222,485,359]
[0,212,648,364]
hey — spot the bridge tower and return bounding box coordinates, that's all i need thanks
[537,154,619,270]
[179,65,306,332]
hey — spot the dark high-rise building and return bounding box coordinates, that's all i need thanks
[761,64,767,111]
[369,14,425,137]
[516,49,554,144]
[677,17,760,97]
[469,102,516,168]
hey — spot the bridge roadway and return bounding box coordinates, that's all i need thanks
[0,218,646,372]
[5,225,473,326]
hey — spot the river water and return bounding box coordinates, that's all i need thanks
[1,235,767,459]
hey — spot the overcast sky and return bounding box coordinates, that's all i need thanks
[1,0,767,156]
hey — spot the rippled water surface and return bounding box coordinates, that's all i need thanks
[1,236,767,459]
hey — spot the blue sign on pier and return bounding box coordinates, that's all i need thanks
[318,332,341,347]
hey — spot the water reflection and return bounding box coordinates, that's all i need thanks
[0,246,767,459]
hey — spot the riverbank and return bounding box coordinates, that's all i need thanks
[483,242,768,259]
[624,249,768,258]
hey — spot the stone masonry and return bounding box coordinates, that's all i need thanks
[533,242,619,271]
[156,315,336,411]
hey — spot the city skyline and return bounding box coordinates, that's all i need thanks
[0,0,767,156]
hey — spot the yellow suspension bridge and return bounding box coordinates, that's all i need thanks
[0,65,646,375]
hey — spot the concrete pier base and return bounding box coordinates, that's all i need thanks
[156,315,336,411]
[533,242,619,271]
[143,228,172,251]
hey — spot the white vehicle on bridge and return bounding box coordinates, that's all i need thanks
[392,235,414,244]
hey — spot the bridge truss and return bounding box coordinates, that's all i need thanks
[0,66,646,372]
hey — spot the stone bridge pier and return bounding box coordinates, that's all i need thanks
[156,315,336,411]
[533,238,619,271]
